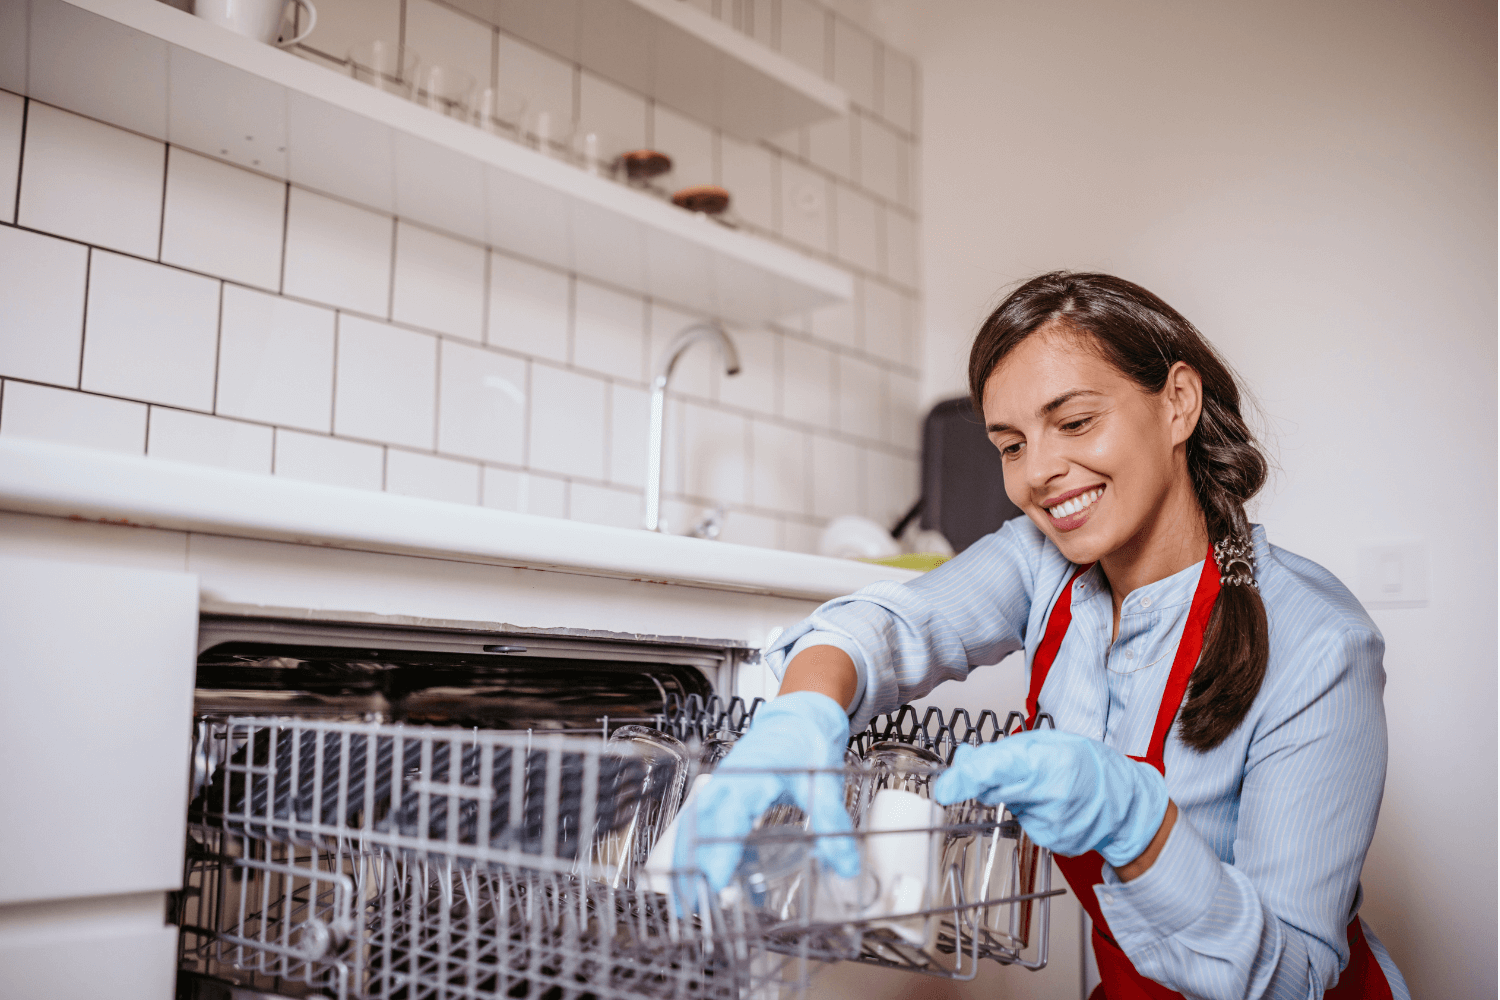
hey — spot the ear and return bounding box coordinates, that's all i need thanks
[1163,362,1203,447]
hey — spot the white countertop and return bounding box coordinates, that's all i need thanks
[0,439,918,602]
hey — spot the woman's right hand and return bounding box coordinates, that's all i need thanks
[670,690,859,913]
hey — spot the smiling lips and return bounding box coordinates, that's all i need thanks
[1042,486,1104,531]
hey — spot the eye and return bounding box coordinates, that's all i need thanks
[1060,416,1093,433]
[998,441,1023,459]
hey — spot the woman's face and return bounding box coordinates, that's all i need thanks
[981,325,1200,566]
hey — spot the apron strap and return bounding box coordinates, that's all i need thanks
[1141,552,1222,770]
[1025,562,1093,728]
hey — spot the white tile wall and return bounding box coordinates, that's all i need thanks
[780,337,834,428]
[0,379,147,454]
[82,251,221,411]
[438,338,526,464]
[161,148,286,292]
[147,407,274,473]
[488,252,570,363]
[573,280,645,381]
[1,8,925,552]
[570,480,642,529]
[392,222,485,341]
[217,284,335,433]
[482,467,567,517]
[386,448,481,504]
[18,103,164,258]
[274,427,384,489]
[0,91,22,224]
[528,364,606,480]
[333,314,437,448]
[0,225,88,387]
[283,187,393,317]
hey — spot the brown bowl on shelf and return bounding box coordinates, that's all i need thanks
[672,185,731,215]
[619,149,673,180]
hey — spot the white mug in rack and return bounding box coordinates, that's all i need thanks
[194,0,316,46]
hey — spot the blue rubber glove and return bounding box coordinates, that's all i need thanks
[671,691,859,912]
[932,730,1169,868]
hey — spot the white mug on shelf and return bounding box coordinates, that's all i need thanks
[194,0,317,47]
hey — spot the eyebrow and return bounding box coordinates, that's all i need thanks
[986,389,1103,434]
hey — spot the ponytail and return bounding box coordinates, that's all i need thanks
[969,272,1270,751]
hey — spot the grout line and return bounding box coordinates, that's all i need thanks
[431,334,441,451]
[210,281,224,413]
[11,97,28,225]
[328,312,340,434]
[278,182,291,294]
[157,144,170,261]
[143,403,153,456]
[76,248,93,391]
[386,216,399,321]
[521,358,531,468]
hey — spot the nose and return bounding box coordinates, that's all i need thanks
[1024,437,1070,496]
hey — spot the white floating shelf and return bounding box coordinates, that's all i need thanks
[460,0,849,140]
[1,0,852,325]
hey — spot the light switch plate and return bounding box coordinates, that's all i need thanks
[1356,542,1429,609]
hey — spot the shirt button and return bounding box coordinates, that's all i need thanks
[1125,650,1134,659]
[1102,893,1116,905]
[1140,597,1152,608]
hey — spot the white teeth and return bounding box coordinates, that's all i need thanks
[1048,488,1101,518]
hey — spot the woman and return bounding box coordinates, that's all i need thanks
[677,273,1408,998]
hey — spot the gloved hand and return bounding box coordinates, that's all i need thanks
[671,691,859,912]
[932,729,1169,868]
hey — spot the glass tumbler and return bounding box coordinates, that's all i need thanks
[346,40,416,98]
[596,725,688,887]
[413,64,475,119]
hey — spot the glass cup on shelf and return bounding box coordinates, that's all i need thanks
[472,87,527,138]
[346,40,417,98]
[412,64,475,120]
[523,108,568,158]
[569,127,632,178]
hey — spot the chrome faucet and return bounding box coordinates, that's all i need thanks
[645,322,741,532]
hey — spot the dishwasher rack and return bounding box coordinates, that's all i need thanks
[176,709,1059,999]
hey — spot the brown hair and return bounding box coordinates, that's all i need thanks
[969,272,1269,751]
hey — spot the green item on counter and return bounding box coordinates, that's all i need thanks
[860,552,951,572]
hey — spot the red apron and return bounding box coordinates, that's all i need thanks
[1026,551,1393,1000]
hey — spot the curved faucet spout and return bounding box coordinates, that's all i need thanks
[645,322,741,532]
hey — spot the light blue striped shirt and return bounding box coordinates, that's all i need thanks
[768,518,1408,999]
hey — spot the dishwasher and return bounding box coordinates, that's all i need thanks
[174,615,1060,1000]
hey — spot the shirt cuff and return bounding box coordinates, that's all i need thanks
[1094,811,1226,944]
[781,631,871,720]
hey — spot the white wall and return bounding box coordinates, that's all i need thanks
[882,0,1495,996]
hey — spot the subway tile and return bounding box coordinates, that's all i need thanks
[608,381,649,489]
[784,518,821,554]
[807,114,852,181]
[749,419,808,515]
[82,251,220,411]
[866,447,920,530]
[217,285,335,433]
[0,380,146,454]
[719,134,774,232]
[438,339,526,464]
[858,116,903,204]
[779,158,830,254]
[862,279,911,367]
[578,72,647,154]
[681,401,747,504]
[299,0,400,65]
[404,0,493,92]
[0,225,88,387]
[834,183,881,274]
[161,148,286,291]
[836,353,887,442]
[0,91,21,223]
[654,105,714,191]
[887,370,922,450]
[720,509,781,549]
[779,337,833,428]
[832,18,877,110]
[884,208,918,289]
[807,298,856,350]
[746,0,774,47]
[333,314,437,449]
[488,252,570,363]
[569,481,643,530]
[882,48,917,134]
[147,407,273,473]
[573,280,645,381]
[386,448,481,504]
[764,125,804,160]
[283,187,392,316]
[528,364,606,480]
[482,467,567,518]
[715,325,778,416]
[18,103,163,258]
[495,33,574,133]
[274,428,384,490]
[392,222,485,340]
[778,0,827,78]
[647,301,715,399]
[810,434,863,519]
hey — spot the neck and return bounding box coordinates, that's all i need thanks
[1098,476,1210,638]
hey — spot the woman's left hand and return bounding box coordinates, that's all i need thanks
[932,729,1170,868]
